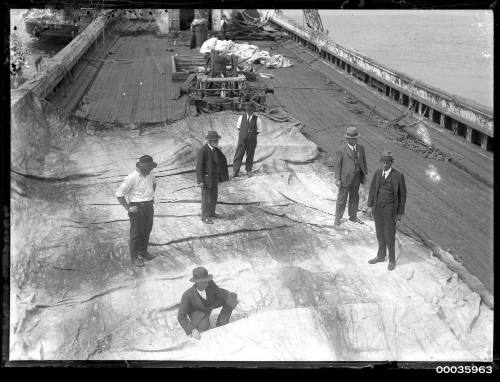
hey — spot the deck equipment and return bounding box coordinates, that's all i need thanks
[175,49,274,114]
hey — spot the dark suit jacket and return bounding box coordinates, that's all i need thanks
[367,168,407,219]
[196,144,229,187]
[177,281,230,335]
[334,144,368,186]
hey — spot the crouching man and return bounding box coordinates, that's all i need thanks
[178,267,238,340]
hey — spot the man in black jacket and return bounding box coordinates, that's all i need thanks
[196,131,229,224]
[366,151,407,271]
[178,267,238,340]
[232,103,263,178]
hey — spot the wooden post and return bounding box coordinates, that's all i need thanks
[428,108,434,122]
[418,102,424,115]
[389,87,394,99]
[480,134,488,149]
[451,120,459,135]
[440,113,446,128]
[399,92,404,105]
[465,126,473,142]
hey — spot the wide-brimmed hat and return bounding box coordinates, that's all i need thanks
[136,155,157,168]
[206,130,221,140]
[344,126,360,139]
[190,266,213,283]
[380,151,394,161]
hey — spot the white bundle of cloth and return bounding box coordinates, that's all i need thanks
[265,55,292,68]
[200,37,292,68]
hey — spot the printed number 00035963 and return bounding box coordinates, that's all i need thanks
[436,366,493,374]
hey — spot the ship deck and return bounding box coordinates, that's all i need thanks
[49,27,493,292]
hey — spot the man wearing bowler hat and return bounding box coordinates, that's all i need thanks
[116,155,158,267]
[334,126,368,227]
[232,102,263,178]
[196,131,229,224]
[178,267,238,340]
[366,151,407,271]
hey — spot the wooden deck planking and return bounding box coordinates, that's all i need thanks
[96,38,128,121]
[110,36,135,123]
[95,37,127,122]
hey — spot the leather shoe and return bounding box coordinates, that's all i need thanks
[247,171,253,177]
[232,172,240,178]
[139,251,156,261]
[210,213,222,219]
[349,217,364,224]
[388,262,396,271]
[202,217,214,224]
[131,258,145,267]
[368,256,385,264]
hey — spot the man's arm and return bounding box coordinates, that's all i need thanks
[211,281,230,307]
[195,148,205,185]
[396,173,407,217]
[360,146,368,178]
[115,176,132,211]
[236,115,242,130]
[334,150,343,185]
[117,196,129,211]
[367,171,377,208]
[177,292,195,335]
[256,116,263,134]
[153,175,157,193]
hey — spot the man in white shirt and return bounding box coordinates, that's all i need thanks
[116,155,158,267]
[232,103,263,178]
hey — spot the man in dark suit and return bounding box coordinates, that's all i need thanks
[232,103,263,178]
[334,126,368,227]
[366,151,407,271]
[178,267,238,340]
[196,130,229,224]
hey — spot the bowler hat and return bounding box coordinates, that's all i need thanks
[380,151,394,161]
[205,130,221,140]
[136,155,157,168]
[344,126,360,139]
[190,266,213,283]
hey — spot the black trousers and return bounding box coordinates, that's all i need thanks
[374,203,396,263]
[129,201,154,259]
[335,170,362,221]
[190,31,196,49]
[233,139,257,174]
[201,182,218,218]
[189,303,234,332]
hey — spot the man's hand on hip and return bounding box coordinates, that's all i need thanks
[366,206,373,218]
[395,214,402,226]
[128,205,139,214]
[335,179,342,188]
[198,183,206,188]
[191,329,201,340]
